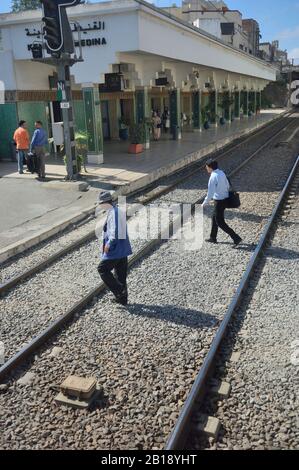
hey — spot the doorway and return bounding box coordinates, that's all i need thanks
[101,100,110,140]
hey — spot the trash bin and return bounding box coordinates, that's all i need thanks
[171,125,180,140]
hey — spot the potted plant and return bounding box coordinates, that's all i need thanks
[129,122,146,154]
[119,117,129,141]
[63,130,88,173]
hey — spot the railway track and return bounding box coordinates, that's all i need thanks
[0,112,294,297]
[0,112,298,450]
[0,113,297,381]
[166,155,299,450]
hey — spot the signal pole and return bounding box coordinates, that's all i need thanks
[57,61,77,180]
[32,0,82,180]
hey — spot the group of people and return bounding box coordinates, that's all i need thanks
[151,108,171,141]
[13,120,48,179]
[97,158,242,306]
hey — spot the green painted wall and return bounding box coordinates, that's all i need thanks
[0,103,18,159]
[73,100,86,134]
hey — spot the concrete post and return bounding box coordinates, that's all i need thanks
[192,90,201,131]
[170,88,181,140]
[82,84,104,165]
[57,63,78,179]
[135,87,150,149]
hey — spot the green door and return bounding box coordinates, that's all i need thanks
[0,103,18,159]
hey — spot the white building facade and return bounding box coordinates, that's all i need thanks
[0,0,277,162]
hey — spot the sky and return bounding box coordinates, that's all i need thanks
[0,0,298,61]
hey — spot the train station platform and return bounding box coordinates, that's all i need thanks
[0,109,286,261]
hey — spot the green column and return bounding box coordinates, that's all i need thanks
[135,88,150,148]
[223,91,231,122]
[241,90,249,117]
[170,88,181,140]
[82,85,103,164]
[257,91,262,112]
[248,91,256,115]
[192,90,201,131]
[234,91,241,118]
[210,90,218,126]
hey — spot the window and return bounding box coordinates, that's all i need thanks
[221,22,235,35]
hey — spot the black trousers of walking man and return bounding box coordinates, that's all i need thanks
[210,200,240,242]
[98,257,128,298]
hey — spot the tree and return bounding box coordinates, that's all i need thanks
[11,0,41,12]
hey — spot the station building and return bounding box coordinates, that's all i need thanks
[0,0,277,164]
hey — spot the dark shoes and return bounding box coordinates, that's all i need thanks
[233,236,243,247]
[114,287,128,306]
[206,238,218,244]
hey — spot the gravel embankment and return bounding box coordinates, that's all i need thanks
[0,119,297,361]
[189,172,299,451]
[0,115,292,285]
[0,123,298,450]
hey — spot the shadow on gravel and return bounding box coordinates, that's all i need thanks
[226,210,267,224]
[125,303,219,329]
[265,245,299,260]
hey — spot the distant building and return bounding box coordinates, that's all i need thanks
[259,40,289,67]
[163,1,261,57]
[242,19,261,56]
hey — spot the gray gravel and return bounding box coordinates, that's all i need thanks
[1,118,296,361]
[0,119,299,450]
[189,172,299,451]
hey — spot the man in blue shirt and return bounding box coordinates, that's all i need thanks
[97,191,132,305]
[202,159,242,246]
[30,121,48,179]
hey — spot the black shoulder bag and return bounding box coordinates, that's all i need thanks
[226,176,241,209]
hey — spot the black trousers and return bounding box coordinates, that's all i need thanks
[98,257,128,297]
[210,199,240,242]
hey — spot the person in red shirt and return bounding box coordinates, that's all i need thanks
[13,120,30,174]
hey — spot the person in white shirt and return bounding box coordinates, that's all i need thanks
[202,159,242,246]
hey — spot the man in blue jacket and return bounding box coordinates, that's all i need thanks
[97,191,132,305]
[30,121,48,179]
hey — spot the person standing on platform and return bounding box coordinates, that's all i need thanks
[202,159,242,247]
[97,191,132,306]
[13,120,30,175]
[162,107,170,133]
[30,121,48,180]
[152,111,162,141]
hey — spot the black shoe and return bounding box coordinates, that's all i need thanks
[113,295,128,306]
[233,237,242,247]
[206,238,218,244]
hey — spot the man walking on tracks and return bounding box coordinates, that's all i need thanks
[13,120,30,174]
[30,121,48,179]
[97,191,132,306]
[202,159,242,246]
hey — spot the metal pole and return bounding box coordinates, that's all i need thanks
[57,60,78,180]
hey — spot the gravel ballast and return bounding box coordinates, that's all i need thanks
[0,117,298,450]
[189,170,299,451]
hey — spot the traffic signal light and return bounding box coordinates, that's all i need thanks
[40,0,81,55]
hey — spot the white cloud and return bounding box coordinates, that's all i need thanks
[278,26,299,39]
[289,48,299,59]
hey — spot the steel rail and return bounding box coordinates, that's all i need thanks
[0,122,296,383]
[0,113,294,297]
[165,154,299,450]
